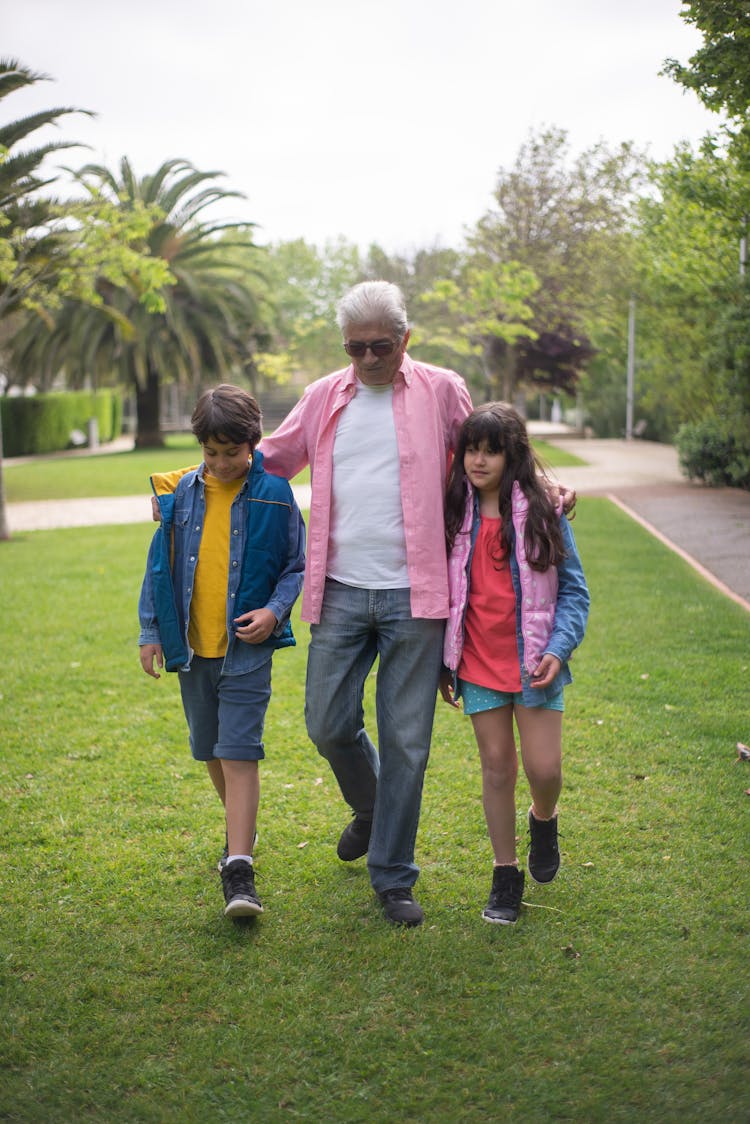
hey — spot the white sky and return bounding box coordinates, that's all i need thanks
[5,0,718,254]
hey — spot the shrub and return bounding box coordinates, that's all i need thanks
[676,414,750,489]
[1,390,122,457]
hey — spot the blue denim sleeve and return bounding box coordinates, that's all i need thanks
[266,500,306,633]
[544,516,590,664]
[137,532,161,645]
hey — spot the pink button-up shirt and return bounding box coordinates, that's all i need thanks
[260,354,473,623]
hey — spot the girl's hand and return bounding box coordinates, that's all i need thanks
[234,608,277,644]
[439,668,460,708]
[140,643,164,679]
[530,653,561,689]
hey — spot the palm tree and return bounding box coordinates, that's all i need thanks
[0,58,90,539]
[13,158,268,446]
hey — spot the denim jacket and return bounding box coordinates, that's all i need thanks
[138,451,305,675]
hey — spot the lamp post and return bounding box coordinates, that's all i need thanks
[625,296,635,441]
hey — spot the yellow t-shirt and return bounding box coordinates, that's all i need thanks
[187,473,245,658]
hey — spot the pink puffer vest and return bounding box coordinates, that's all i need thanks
[443,480,560,676]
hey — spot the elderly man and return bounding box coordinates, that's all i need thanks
[261,281,472,926]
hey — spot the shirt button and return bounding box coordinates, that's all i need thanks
[189,556,195,562]
[233,529,239,536]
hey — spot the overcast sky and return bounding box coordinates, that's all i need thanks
[6,0,718,254]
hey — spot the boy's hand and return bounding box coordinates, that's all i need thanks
[234,608,277,644]
[140,643,164,679]
[530,653,561,689]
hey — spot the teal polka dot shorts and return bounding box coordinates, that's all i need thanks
[460,679,564,715]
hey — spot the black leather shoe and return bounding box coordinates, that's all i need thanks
[378,887,424,927]
[337,815,372,861]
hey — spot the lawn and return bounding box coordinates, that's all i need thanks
[2,435,581,502]
[1,499,748,1121]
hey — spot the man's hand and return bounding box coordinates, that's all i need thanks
[439,668,460,708]
[140,643,164,679]
[530,653,561,689]
[558,485,577,518]
[234,608,277,644]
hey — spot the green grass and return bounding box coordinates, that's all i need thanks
[4,436,579,502]
[1,501,748,1121]
[3,435,311,501]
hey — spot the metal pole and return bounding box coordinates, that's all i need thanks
[626,296,635,440]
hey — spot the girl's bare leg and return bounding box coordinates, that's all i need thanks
[470,706,519,866]
[514,705,563,820]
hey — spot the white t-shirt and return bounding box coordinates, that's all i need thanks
[326,381,409,589]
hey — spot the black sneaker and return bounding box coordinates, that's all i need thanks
[221,859,263,917]
[378,887,424,927]
[527,809,560,884]
[337,815,372,861]
[217,830,259,873]
[482,865,525,924]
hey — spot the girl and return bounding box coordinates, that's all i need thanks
[440,403,589,924]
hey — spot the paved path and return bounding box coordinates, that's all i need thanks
[5,435,749,612]
[544,438,750,611]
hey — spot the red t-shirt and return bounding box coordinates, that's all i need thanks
[458,516,522,692]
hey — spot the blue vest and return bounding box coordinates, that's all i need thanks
[150,452,296,672]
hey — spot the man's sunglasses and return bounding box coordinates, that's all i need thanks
[343,338,398,359]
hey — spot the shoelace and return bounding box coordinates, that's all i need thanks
[224,862,257,896]
[383,887,412,902]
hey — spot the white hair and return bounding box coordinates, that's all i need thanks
[336,280,409,339]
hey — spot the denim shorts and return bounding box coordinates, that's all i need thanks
[460,679,565,715]
[178,655,272,761]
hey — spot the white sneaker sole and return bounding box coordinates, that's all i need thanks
[224,897,263,917]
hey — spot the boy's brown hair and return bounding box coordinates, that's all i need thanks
[191,384,262,449]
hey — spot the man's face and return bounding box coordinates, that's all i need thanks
[343,320,410,387]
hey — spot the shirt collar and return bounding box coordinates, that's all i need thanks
[342,350,414,391]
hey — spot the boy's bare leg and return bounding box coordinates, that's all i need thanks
[206,759,226,806]
[222,759,260,857]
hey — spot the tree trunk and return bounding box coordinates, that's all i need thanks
[134,362,166,448]
[0,406,10,542]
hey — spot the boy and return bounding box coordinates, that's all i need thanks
[138,384,305,918]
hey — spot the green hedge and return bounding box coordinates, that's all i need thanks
[676,414,750,490]
[1,390,122,457]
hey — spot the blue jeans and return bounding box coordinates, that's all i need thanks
[305,580,444,892]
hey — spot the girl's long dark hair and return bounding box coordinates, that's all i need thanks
[445,402,566,571]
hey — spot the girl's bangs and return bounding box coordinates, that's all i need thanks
[464,414,505,452]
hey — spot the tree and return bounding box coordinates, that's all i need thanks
[13,158,265,446]
[253,237,362,385]
[630,141,750,438]
[468,127,643,407]
[663,3,750,132]
[0,59,169,539]
[419,262,539,400]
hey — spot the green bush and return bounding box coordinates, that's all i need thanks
[676,414,750,489]
[1,390,122,456]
